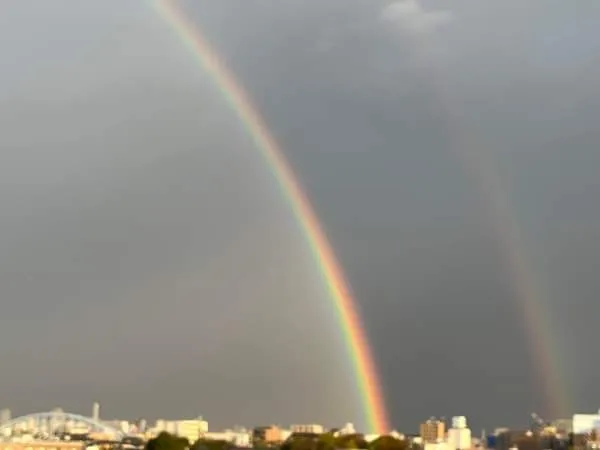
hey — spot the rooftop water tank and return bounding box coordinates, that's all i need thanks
[452,417,467,429]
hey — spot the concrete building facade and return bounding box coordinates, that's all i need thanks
[573,412,600,434]
[290,425,324,434]
[420,418,445,443]
[253,426,283,444]
[151,418,208,442]
[447,417,471,450]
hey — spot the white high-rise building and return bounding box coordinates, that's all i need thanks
[92,403,100,422]
[0,409,11,424]
[447,416,471,450]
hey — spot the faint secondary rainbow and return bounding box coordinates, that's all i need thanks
[449,116,571,419]
[409,45,570,416]
[155,0,390,433]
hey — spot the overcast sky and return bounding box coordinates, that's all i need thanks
[1,0,600,433]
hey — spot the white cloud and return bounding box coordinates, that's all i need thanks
[381,0,453,34]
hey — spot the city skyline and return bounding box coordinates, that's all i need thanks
[0,403,591,436]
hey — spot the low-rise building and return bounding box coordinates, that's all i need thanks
[420,418,445,444]
[0,441,84,450]
[205,430,251,447]
[150,418,208,443]
[574,412,600,435]
[290,425,324,434]
[253,426,283,444]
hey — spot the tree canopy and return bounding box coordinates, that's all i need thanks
[145,434,236,450]
[284,433,406,450]
[190,438,234,450]
[335,434,369,449]
[145,430,408,450]
[282,435,321,450]
[146,432,190,450]
[369,435,408,450]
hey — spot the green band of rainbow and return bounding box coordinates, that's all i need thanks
[155,0,390,433]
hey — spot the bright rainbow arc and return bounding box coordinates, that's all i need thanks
[155,0,390,434]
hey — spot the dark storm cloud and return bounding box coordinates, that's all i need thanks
[2,0,600,433]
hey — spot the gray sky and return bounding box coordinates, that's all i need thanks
[1,0,600,433]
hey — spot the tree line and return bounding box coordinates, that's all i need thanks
[145,430,413,450]
[283,432,411,450]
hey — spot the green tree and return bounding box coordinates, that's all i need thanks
[189,440,210,450]
[317,433,336,450]
[335,434,369,449]
[252,440,270,450]
[369,435,408,450]
[191,439,233,450]
[282,436,320,450]
[146,432,190,450]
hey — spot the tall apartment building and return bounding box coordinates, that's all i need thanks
[420,418,445,443]
[447,416,471,450]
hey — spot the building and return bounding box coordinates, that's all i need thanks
[420,418,445,444]
[424,442,450,450]
[1,410,11,425]
[552,419,573,435]
[151,418,208,442]
[574,412,600,434]
[205,430,251,447]
[92,404,100,423]
[572,433,588,450]
[447,417,471,450]
[253,426,283,444]
[102,420,131,435]
[280,430,292,441]
[495,430,531,450]
[364,435,382,444]
[337,424,357,436]
[290,425,324,434]
[176,420,209,442]
[0,442,83,450]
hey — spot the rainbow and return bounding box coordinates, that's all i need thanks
[154,0,390,433]
[456,128,570,419]
[415,60,570,417]
[458,133,570,419]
